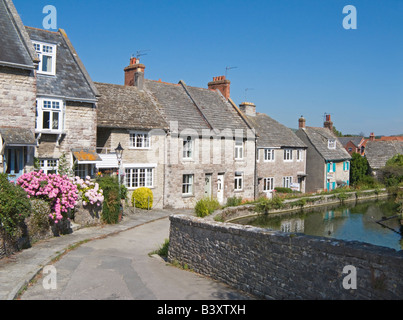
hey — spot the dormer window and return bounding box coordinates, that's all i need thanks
[328,139,336,149]
[33,41,57,75]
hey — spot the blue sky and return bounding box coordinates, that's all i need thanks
[14,0,403,136]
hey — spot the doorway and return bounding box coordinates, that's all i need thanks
[217,173,224,204]
[5,147,24,180]
[204,174,212,199]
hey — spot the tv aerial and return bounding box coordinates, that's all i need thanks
[225,66,237,78]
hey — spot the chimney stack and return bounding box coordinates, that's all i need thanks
[369,132,375,141]
[208,76,231,100]
[299,116,306,129]
[239,102,256,117]
[324,114,333,131]
[124,57,145,90]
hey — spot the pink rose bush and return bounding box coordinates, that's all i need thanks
[17,171,78,224]
[73,176,104,207]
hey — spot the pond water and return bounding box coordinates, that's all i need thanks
[235,197,403,251]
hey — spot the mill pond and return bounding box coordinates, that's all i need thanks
[235,197,403,251]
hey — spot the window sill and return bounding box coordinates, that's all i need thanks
[128,147,152,150]
[182,194,194,198]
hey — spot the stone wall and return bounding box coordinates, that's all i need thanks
[168,215,403,300]
[164,135,255,208]
[36,101,97,160]
[257,148,306,194]
[0,66,36,130]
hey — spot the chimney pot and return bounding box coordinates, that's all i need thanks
[124,57,145,89]
[299,116,306,129]
[208,75,231,100]
[324,114,333,131]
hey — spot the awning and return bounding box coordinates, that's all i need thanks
[0,127,36,147]
[72,148,102,164]
[96,153,119,169]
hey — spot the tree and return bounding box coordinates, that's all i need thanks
[379,154,403,187]
[350,152,370,186]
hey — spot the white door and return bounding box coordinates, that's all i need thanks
[217,174,224,204]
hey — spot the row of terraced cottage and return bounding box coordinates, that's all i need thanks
[0,0,351,209]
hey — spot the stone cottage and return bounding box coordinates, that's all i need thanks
[25,27,100,178]
[107,58,257,208]
[365,140,403,176]
[296,115,351,192]
[95,60,169,208]
[239,102,307,195]
[0,0,39,180]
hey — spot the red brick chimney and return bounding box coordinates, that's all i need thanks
[324,114,333,131]
[298,116,306,129]
[124,57,145,89]
[208,76,231,100]
[369,132,375,141]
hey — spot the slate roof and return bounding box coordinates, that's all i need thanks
[365,141,403,169]
[338,136,364,148]
[0,127,36,146]
[0,0,38,69]
[25,27,98,102]
[144,79,253,136]
[95,82,169,130]
[298,127,351,161]
[245,112,306,149]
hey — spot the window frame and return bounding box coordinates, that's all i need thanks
[129,132,151,149]
[125,167,154,189]
[264,148,275,162]
[35,98,64,134]
[263,177,274,192]
[282,176,293,188]
[234,140,244,160]
[182,174,194,196]
[296,149,303,162]
[32,41,57,76]
[39,159,58,174]
[283,149,293,161]
[328,139,337,150]
[234,172,244,191]
[182,136,193,160]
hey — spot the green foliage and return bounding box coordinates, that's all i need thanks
[226,196,243,207]
[57,153,74,177]
[386,154,403,167]
[274,187,292,194]
[0,174,31,239]
[379,154,403,187]
[132,187,153,209]
[97,176,120,224]
[255,196,284,214]
[350,152,370,186]
[27,199,51,240]
[195,198,220,217]
[153,239,169,258]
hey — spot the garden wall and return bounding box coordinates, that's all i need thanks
[214,189,389,222]
[168,215,403,300]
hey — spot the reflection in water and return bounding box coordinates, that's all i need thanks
[236,198,403,251]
